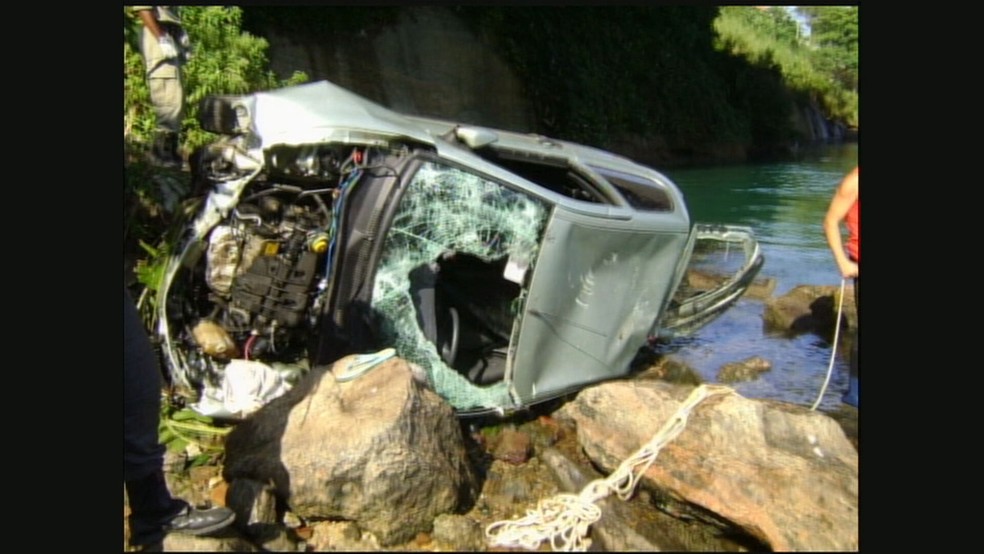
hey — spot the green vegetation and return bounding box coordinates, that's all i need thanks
[456,7,753,152]
[714,6,858,128]
[158,404,232,468]
[453,6,856,159]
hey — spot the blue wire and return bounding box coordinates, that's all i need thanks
[325,165,364,276]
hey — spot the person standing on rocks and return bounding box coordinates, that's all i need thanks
[823,166,859,408]
[131,6,191,168]
[125,286,235,550]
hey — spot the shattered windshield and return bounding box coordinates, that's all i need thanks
[369,161,550,410]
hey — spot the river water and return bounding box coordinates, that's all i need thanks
[658,142,859,412]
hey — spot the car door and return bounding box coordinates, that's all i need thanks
[359,154,554,412]
[509,200,691,407]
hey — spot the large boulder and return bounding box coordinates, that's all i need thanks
[222,355,478,546]
[557,381,858,551]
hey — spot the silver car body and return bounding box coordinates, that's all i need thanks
[154,80,761,417]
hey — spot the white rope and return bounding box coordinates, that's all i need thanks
[810,278,847,411]
[485,383,733,551]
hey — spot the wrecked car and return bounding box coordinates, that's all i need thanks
[149,80,762,418]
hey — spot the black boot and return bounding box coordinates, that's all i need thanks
[126,470,235,548]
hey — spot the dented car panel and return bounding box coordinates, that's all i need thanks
[511,205,690,406]
[152,80,762,418]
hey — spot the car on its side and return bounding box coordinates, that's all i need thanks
[150,80,762,418]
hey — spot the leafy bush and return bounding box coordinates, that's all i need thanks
[714,6,858,128]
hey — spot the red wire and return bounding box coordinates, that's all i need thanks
[244,334,257,360]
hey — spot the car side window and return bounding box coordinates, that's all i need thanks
[592,167,673,212]
[369,160,550,409]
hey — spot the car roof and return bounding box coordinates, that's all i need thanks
[246,81,672,189]
[405,114,673,185]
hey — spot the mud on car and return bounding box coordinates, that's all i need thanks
[149,80,762,418]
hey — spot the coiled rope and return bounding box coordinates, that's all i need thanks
[810,278,847,411]
[485,383,734,552]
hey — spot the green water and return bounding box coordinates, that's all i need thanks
[659,142,858,411]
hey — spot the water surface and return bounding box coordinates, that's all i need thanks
[658,143,858,411]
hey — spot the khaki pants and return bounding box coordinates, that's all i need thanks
[140,27,184,135]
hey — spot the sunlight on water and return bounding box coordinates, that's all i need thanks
[660,143,858,410]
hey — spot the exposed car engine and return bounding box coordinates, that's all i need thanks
[162,143,365,398]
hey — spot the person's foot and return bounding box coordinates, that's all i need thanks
[163,504,236,536]
[841,376,859,408]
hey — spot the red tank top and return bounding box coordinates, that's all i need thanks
[845,198,859,263]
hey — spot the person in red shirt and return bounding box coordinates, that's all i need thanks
[823,166,859,408]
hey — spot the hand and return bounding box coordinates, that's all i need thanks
[158,35,179,60]
[177,29,191,50]
[176,29,193,62]
[838,259,859,279]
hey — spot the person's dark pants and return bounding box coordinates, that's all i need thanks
[843,275,859,407]
[851,275,859,377]
[125,288,186,546]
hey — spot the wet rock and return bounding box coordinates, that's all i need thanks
[558,381,858,551]
[634,355,703,386]
[687,269,776,300]
[717,356,772,383]
[763,284,856,337]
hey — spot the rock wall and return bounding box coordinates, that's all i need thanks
[260,6,534,132]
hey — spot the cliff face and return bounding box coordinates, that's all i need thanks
[259,7,534,132]
[249,6,850,166]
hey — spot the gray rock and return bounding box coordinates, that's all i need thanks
[223,355,478,546]
[558,381,858,551]
[431,514,485,551]
[306,521,375,552]
[162,532,260,552]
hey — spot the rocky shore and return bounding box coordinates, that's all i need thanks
[125,319,858,552]
[124,380,857,552]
